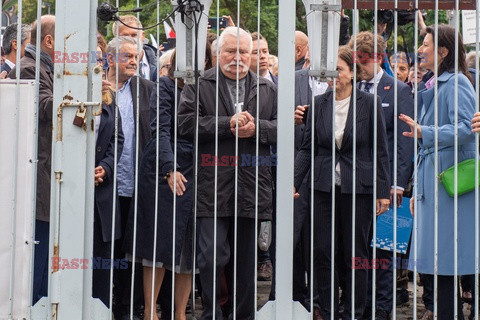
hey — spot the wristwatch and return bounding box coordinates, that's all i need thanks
[164,171,172,181]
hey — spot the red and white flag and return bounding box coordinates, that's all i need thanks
[163,21,176,39]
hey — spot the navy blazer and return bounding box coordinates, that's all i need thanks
[95,100,124,242]
[129,76,155,158]
[143,44,158,82]
[294,69,329,155]
[362,72,414,189]
[294,68,311,156]
[148,76,189,174]
[294,89,391,199]
[270,72,278,86]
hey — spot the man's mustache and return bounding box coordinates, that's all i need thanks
[223,61,249,72]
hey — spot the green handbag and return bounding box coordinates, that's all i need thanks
[439,158,480,197]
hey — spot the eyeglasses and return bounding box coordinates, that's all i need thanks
[161,64,170,69]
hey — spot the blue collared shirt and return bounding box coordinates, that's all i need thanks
[116,78,135,197]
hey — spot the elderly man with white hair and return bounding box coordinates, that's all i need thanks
[179,26,277,320]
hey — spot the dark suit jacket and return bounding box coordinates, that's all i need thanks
[95,100,124,242]
[178,69,277,220]
[295,57,305,71]
[367,72,414,189]
[270,72,278,86]
[143,44,158,82]
[129,76,155,158]
[294,68,312,155]
[9,50,54,222]
[294,89,390,199]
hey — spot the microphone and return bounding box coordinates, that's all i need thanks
[97,3,143,22]
[97,3,118,21]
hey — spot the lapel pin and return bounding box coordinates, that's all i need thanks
[384,86,391,90]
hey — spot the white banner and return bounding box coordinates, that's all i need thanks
[462,10,479,45]
[0,80,37,319]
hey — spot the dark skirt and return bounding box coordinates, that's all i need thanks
[123,138,194,273]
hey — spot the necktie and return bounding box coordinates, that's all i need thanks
[363,82,373,93]
[139,61,145,79]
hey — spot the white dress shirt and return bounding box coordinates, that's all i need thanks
[361,68,384,93]
[334,96,351,186]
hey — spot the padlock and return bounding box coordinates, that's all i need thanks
[73,105,86,127]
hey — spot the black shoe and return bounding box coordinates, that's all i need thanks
[396,288,409,306]
[338,300,345,316]
[363,306,372,319]
[119,306,143,320]
[375,309,390,320]
[119,314,141,320]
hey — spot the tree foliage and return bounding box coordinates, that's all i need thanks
[5,0,458,58]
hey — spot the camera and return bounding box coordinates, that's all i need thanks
[208,17,228,30]
[161,38,176,51]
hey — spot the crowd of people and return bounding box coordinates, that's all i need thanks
[2,9,480,320]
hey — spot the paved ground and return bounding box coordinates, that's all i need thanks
[188,280,473,319]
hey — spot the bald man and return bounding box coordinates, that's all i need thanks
[295,31,309,71]
[9,14,55,305]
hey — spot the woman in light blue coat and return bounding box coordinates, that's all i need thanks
[400,25,475,320]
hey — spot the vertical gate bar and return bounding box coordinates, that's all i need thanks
[475,1,480,319]
[453,1,459,318]
[191,2,198,306]
[84,0,101,312]
[50,0,102,317]
[370,3,379,320]
[412,0,419,318]
[129,1,143,317]
[352,2,358,319]
[276,0,296,317]
[329,76,337,320]
[433,1,439,317]
[114,2,122,318]
[211,0,220,317]
[171,13,178,320]
[233,5,241,318]
[392,1,398,318]
[108,2,121,316]
[30,0,43,311]
[309,6,316,320]
[149,1,161,318]
[254,0,261,317]
[309,46,315,320]
[9,0,23,317]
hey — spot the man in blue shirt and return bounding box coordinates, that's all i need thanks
[106,35,154,320]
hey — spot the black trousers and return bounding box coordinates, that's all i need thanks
[113,196,143,315]
[269,181,315,309]
[197,217,256,320]
[92,207,113,307]
[314,187,373,320]
[422,274,465,320]
[293,181,317,309]
[32,220,49,305]
[366,247,394,312]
